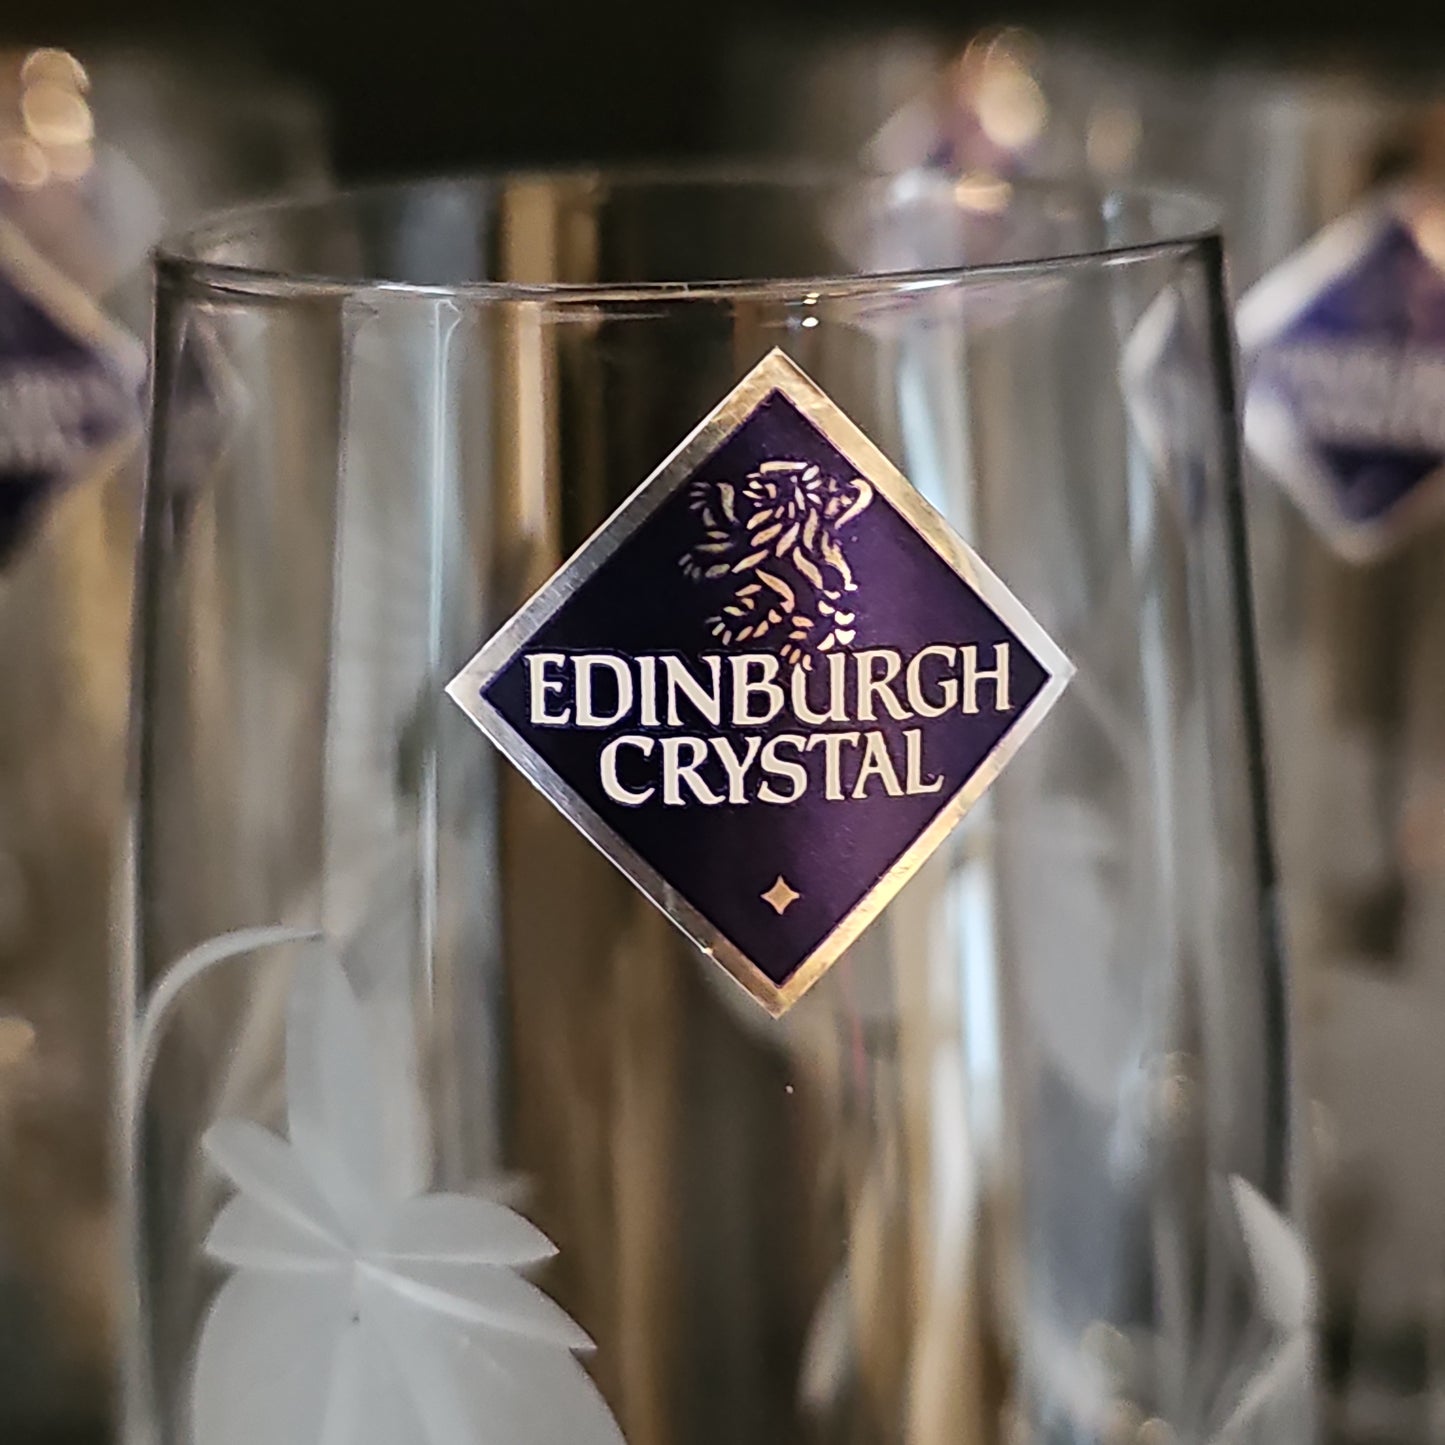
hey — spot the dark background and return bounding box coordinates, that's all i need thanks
[8,0,1443,179]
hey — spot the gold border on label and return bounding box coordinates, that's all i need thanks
[447,348,1074,1017]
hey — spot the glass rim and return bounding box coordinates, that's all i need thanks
[155,163,1223,303]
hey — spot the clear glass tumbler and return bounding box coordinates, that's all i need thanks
[125,171,1297,1445]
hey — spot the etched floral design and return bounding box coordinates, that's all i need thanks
[191,950,624,1445]
[1211,1176,1314,1442]
[678,460,873,666]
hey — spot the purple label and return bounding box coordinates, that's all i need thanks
[0,219,143,565]
[448,351,1071,1014]
[1239,196,1445,560]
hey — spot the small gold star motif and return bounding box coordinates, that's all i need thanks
[761,876,801,915]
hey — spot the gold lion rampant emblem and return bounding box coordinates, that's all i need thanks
[678,460,874,668]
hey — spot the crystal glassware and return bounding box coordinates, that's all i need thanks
[125,170,1296,1445]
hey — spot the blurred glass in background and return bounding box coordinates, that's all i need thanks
[1038,51,1445,1445]
[0,43,327,1444]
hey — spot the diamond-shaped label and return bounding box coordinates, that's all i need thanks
[448,350,1072,1014]
[1239,191,1445,562]
[0,215,144,566]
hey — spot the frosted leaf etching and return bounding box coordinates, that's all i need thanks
[192,950,623,1445]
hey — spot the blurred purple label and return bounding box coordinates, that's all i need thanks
[448,349,1072,1015]
[1240,194,1445,561]
[866,34,1050,179]
[0,218,143,565]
